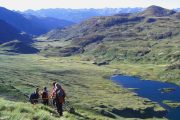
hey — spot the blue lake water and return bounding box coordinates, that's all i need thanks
[111,75,180,120]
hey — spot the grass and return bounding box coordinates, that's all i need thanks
[106,62,180,85]
[0,54,168,120]
[163,100,180,108]
[0,98,78,120]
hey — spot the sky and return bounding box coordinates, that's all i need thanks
[0,0,179,11]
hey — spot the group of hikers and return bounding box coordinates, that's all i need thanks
[29,82,66,116]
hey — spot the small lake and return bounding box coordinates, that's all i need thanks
[111,75,180,120]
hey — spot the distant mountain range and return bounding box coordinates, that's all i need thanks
[0,7,73,35]
[40,5,180,64]
[24,7,180,23]
[43,5,179,42]
[24,8,144,23]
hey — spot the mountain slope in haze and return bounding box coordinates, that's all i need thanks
[24,15,74,32]
[24,8,143,23]
[0,7,73,35]
[39,6,180,64]
[0,40,39,54]
[175,8,180,12]
[0,19,32,44]
[0,19,38,54]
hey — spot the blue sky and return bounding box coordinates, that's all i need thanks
[0,0,179,11]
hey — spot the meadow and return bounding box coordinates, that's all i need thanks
[0,54,168,120]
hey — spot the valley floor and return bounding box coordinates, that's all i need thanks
[0,54,175,120]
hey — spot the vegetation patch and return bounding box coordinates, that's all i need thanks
[163,100,180,108]
[159,88,176,93]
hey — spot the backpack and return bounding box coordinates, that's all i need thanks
[29,93,34,102]
[29,92,39,104]
[30,92,39,100]
[56,88,66,103]
[42,91,48,100]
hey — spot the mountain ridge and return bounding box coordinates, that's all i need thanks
[38,5,180,64]
[24,7,180,23]
[24,7,144,23]
[0,6,73,35]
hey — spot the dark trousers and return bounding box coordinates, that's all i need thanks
[53,98,56,106]
[30,99,38,104]
[56,101,63,116]
[43,100,49,105]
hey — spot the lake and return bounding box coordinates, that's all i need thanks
[111,75,180,120]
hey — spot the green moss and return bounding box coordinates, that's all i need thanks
[163,100,180,108]
[159,88,176,93]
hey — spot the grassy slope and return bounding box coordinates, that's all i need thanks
[0,98,62,120]
[0,54,167,120]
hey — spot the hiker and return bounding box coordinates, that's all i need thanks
[55,83,66,116]
[41,87,49,105]
[51,82,57,106]
[29,88,40,104]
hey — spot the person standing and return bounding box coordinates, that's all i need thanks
[29,88,40,104]
[55,83,66,116]
[41,87,49,105]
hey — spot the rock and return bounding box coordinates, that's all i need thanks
[69,107,75,114]
[93,61,109,66]
[99,105,108,108]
